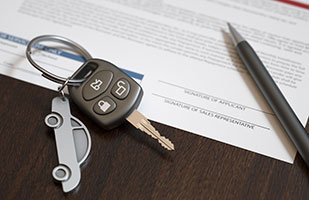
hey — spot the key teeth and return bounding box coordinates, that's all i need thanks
[145,126,175,151]
[138,125,175,150]
[129,110,175,151]
[150,126,175,151]
[158,136,175,151]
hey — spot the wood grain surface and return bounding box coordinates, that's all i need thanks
[1,74,309,200]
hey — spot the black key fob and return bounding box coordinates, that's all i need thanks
[69,59,143,130]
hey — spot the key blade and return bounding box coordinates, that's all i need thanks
[139,122,175,151]
[127,110,175,151]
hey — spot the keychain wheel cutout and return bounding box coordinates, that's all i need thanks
[45,113,62,128]
[52,165,70,182]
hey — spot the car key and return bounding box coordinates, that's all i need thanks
[69,59,174,150]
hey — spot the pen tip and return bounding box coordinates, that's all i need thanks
[227,22,245,46]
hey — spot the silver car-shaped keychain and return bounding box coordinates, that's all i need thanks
[45,96,91,192]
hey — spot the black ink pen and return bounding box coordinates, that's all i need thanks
[227,23,309,167]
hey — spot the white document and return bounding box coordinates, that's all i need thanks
[1,0,308,163]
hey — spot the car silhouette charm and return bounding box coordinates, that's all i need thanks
[45,96,91,192]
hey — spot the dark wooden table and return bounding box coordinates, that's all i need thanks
[1,74,309,200]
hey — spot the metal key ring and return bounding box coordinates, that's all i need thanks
[26,35,92,85]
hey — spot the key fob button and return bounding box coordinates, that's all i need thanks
[111,79,130,100]
[93,96,116,115]
[82,71,113,101]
